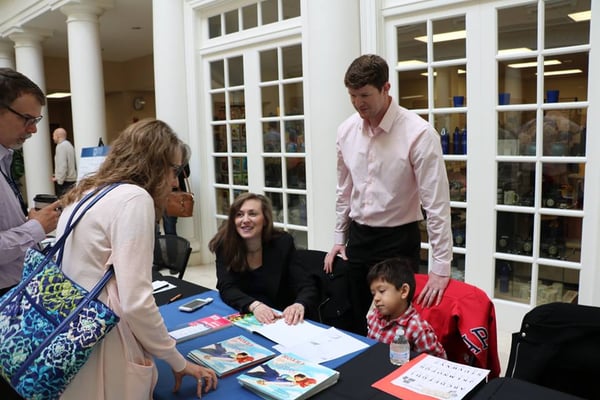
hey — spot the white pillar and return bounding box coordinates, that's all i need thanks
[9,30,54,203]
[61,3,107,159]
[0,39,15,69]
[152,0,197,244]
[302,0,361,250]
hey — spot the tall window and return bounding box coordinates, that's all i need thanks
[396,15,467,280]
[495,0,590,305]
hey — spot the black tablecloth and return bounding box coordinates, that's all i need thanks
[471,378,585,400]
[152,274,210,306]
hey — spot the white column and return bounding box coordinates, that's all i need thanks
[9,30,54,203]
[0,39,15,69]
[302,0,361,250]
[61,3,107,158]
[152,0,198,245]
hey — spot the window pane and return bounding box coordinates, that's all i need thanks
[451,208,466,247]
[498,4,537,53]
[543,53,588,103]
[447,161,466,202]
[542,162,584,211]
[538,265,579,305]
[228,56,244,87]
[260,49,278,82]
[540,215,582,262]
[282,0,300,19]
[242,4,258,29]
[261,0,278,24]
[398,70,427,109]
[210,60,224,89]
[283,82,303,115]
[214,157,229,184]
[495,260,531,304]
[286,157,305,189]
[432,16,465,61]
[225,10,239,34]
[396,22,427,64]
[231,124,246,152]
[229,90,245,119]
[216,188,230,215]
[435,114,466,155]
[545,0,590,49]
[266,192,283,222]
[497,162,535,207]
[496,211,534,255]
[232,157,248,186]
[498,58,537,105]
[264,157,282,188]
[284,120,304,152]
[282,44,302,79]
[261,85,279,117]
[263,121,281,152]
[498,110,537,156]
[433,65,466,108]
[289,230,307,249]
[288,193,306,225]
[542,109,586,156]
[208,15,221,39]
[212,92,225,121]
[212,125,227,152]
[451,253,465,281]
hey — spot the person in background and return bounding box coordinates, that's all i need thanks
[52,127,77,197]
[209,192,317,326]
[323,54,453,335]
[57,119,217,399]
[367,258,446,359]
[0,68,61,399]
[161,142,191,235]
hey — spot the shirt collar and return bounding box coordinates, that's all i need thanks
[361,97,398,137]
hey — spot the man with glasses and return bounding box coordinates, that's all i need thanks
[0,67,61,399]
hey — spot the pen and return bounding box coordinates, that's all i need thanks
[168,293,182,303]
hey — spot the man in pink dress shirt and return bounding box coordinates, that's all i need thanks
[324,54,453,335]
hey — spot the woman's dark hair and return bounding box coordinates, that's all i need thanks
[208,192,282,272]
[367,257,416,304]
[343,54,389,91]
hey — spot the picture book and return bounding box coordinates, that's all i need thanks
[237,353,340,400]
[168,314,232,343]
[187,335,276,377]
[225,312,327,347]
[372,353,490,400]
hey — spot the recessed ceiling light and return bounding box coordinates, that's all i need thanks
[508,60,561,68]
[568,10,591,22]
[47,92,71,98]
[415,30,466,43]
[543,69,582,76]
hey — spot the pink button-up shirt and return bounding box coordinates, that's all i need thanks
[334,100,452,276]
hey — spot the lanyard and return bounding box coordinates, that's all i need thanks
[1,168,27,216]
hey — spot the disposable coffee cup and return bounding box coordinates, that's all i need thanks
[34,194,58,210]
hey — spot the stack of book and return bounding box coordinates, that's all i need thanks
[188,335,276,377]
[168,314,232,343]
[237,353,340,400]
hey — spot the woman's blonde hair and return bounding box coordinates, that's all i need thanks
[61,118,181,220]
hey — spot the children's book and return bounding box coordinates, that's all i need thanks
[372,353,490,400]
[187,335,276,377]
[237,353,340,400]
[168,314,232,343]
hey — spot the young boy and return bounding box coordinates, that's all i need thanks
[366,258,447,358]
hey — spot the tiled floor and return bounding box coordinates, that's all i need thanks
[182,262,512,376]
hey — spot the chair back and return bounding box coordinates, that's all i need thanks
[413,274,501,378]
[506,302,600,399]
[291,249,353,330]
[153,234,192,280]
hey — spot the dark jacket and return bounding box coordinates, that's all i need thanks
[215,233,317,313]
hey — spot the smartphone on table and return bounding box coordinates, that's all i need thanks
[178,297,213,312]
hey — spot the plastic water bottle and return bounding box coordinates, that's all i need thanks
[440,127,449,154]
[453,127,461,154]
[390,328,410,366]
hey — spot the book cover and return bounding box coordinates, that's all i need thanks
[226,312,263,331]
[372,353,490,400]
[168,314,232,343]
[188,335,276,377]
[237,353,340,400]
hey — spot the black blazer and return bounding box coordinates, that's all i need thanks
[215,233,317,313]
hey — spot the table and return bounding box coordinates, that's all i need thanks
[152,274,210,306]
[153,288,375,399]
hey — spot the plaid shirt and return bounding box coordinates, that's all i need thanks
[367,304,447,359]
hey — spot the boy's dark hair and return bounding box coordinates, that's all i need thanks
[367,257,416,304]
[343,54,389,91]
[0,68,46,107]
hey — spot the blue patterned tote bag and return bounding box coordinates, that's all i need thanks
[0,184,121,400]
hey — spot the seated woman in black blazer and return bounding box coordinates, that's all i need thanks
[209,193,317,325]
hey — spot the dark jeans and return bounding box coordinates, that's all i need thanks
[345,220,420,336]
[54,180,76,197]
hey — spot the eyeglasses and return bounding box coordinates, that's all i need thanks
[170,163,184,177]
[3,105,43,127]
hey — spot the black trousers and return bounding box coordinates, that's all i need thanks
[54,180,76,197]
[345,220,421,336]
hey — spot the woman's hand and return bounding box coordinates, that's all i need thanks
[252,302,280,324]
[172,361,217,398]
[282,302,305,325]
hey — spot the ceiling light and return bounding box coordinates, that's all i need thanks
[508,60,561,68]
[568,10,591,22]
[397,60,426,68]
[498,47,533,55]
[420,71,437,77]
[46,92,71,98]
[400,95,424,100]
[415,30,466,43]
[543,69,582,76]
[458,69,466,74]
